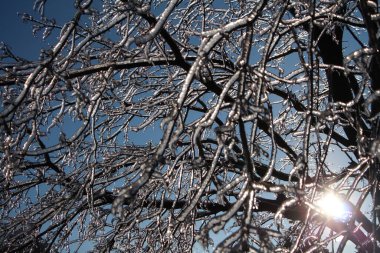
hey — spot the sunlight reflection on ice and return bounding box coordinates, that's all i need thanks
[316,192,352,221]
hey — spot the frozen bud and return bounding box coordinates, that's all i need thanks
[59,132,67,143]
[353,51,361,58]
[3,163,14,181]
[367,1,377,9]
[371,139,380,159]
[371,13,380,21]
[294,155,306,171]
[4,136,12,146]
[238,59,246,67]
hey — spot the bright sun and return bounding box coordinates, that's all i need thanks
[316,192,351,220]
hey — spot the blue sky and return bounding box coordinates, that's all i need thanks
[0,2,74,59]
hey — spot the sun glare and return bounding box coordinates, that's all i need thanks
[316,192,351,221]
